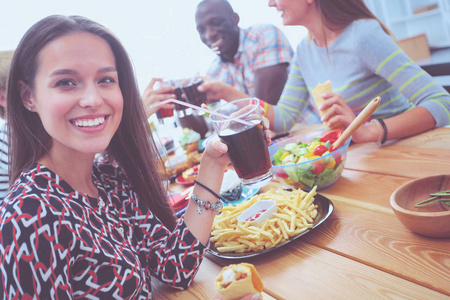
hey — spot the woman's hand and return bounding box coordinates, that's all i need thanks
[142,78,176,118]
[201,137,230,171]
[320,93,381,143]
[319,92,356,129]
[198,78,249,102]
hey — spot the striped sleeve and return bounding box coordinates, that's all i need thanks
[356,21,450,127]
[273,52,321,132]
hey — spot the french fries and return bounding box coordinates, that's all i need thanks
[211,187,319,253]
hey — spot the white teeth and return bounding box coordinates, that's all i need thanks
[210,39,222,48]
[73,116,105,127]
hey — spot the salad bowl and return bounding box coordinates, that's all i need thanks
[269,129,351,190]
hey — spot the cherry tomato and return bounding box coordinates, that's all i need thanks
[275,168,289,179]
[320,129,343,144]
[311,162,325,174]
[314,144,328,156]
[334,153,342,166]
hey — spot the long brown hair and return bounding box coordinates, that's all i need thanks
[309,0,394,44]
[7,15,176,230]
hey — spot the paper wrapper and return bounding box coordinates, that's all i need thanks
[311,80,342,130]
[216,263,263,300]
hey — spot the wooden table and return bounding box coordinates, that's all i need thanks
[153,126,450,299]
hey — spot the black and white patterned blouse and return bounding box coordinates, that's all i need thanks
[0,161,207,299]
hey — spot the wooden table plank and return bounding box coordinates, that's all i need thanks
[301,202,450,296]
[345,143,450,178]
[319,169,411,211]
[310,171,450,295]
[209,242,449,300]
[389,127,450,149]
[345,127,450,177]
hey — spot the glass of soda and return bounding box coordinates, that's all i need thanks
[182,77,207,107]
[210,98,273,188]
[153,79,178,123]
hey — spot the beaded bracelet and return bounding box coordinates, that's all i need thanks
[371,119,388,145]
[190,194,223,215]
[192,179,224,214]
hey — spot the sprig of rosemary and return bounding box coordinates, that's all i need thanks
[414,189,450,207]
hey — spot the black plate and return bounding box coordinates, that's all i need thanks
[207,193,334,259]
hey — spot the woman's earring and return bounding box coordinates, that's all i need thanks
[28,107,32,111]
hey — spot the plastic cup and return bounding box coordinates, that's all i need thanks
[210,98,273,188]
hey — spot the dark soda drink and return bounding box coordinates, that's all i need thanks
[156,86,178,124]
[173,87,184,109]
[219,120,271,179]
[158,86,178,118]
[157,107,174,118]
[173,86,209,138]
[177,112,209,139]
[183,78,207,106]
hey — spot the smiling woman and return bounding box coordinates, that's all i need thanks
[0,14,233,298]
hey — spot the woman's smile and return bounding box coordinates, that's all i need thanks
[70,115,108,128]
[30,32,123,157]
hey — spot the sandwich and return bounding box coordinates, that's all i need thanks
[216,263,263,300]
[311,80,342,130]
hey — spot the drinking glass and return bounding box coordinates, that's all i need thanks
[172,78,209,139]
[182,76,207,106]
[210,98,273,188]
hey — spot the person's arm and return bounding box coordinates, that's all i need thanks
[320,93,436,143]
[142,139,229,290]
[184,139,229,245]
[254,63,289,105]
[251,25,292,105]
[322,20,450,143]
[198,79,249,102]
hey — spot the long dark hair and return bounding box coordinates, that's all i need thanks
[7,15,176,230]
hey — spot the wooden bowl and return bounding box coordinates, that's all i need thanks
[390,174,450,238]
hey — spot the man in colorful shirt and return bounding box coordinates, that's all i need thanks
[195,0,294,105]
